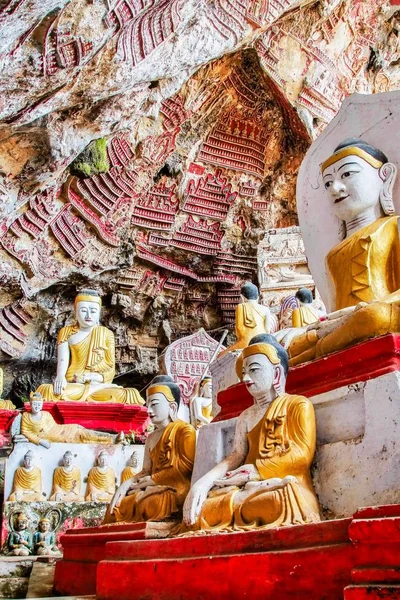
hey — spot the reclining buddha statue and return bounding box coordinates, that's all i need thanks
[278,138,400,366]
[36,290,144,404]
[183,334,320,531]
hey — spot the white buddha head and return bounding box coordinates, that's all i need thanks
[29,392,43,415]
[146,376,180,427]
[321,138,397,223]
[16,513,29,531]
[23,450,35,469]
[199,377,212,399]
[127,452,138,469]
[38,518,51,533]
[240,282,259,304]
[97,451,109,468]
[74,289,102,330]
[62,451,73,468]
[236,334,288,400]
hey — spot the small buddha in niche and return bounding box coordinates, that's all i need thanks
[33,518,59,556]
[291,288,320,328]
[36,290,145,405]
[0,368,16,410]
[8,450,46,502]
[287,139,400,365]
[50,451,84,502]
[121,452,139,483]
[183,334,320,531]
[219,283,271,357]
[85,451,116,502]
[190,376,213,429]
[105,376,196,524]
[19,392,118,447]
[7,513,32,556]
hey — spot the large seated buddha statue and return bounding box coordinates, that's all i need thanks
[219,283,271,357]
[183,334,320,531]
[36,290,144,404]
[280,138,400,366]
[105,376,196,524]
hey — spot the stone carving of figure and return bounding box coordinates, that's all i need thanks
[0,368,16,410]
[220,283,271,356]
[50,451,84,502]
[7,513,33,556]
[105,376,196,524]
[287,138,400,365]
[8,450,46,502]
[36,289,145,405]
[190,376,213,429]
[291,288,320,328]
[18,393,119,447]
[183,334,320,531]
[121,452,139,483]
[85,451,116,502]
[33,518,59,556]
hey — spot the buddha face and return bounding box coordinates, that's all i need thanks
[241,353,279,400]
[23,453,34,469]
[322,155,385,222]
[16,517,28,531]
[76,301,100,330]
[200,380,212,399]
[63,453,73,468]
[39,521,50,533]
[128,454,138,468]
[30,396,43,414]
[147,392,176,426]
[97,453,108,468]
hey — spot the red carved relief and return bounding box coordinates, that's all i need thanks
[8,188,58,240]
[67,185,120,247]
[171,215,224,256]
[217,286,242,324]
[214,250,257,277]
[50,204,88,258]
[104,0,148,32]
[107,135,134,168]
[183,169,237,221]
[76,167,137,218]
[42,11,92,76]
[164,277,185,292]
[131,182,178,231]
[239,180,258,197]
[0,301,32,348]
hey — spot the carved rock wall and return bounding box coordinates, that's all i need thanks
[0,0,398,400]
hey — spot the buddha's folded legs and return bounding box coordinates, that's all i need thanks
[110,488,180,524]
[87,387,144,405]
[36,383,85,402]
[36,383,144,404]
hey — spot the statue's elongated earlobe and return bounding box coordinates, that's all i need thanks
[379,162,397,215]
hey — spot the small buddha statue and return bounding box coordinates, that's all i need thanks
[190,376,213,429]
[7,513,33,556]
[105,376,196,524]
[183,334,320,531]
[0,367,16,410]
[8,450,46,502]
[291,288,320,328]
[50,451,84,502]
[286,138,400,366]
[36,289,145,405]
[85,451,116,502]
[219,283,271,357]
[121,452,138,483]
[18,392,119,448]
[33,518,59,556]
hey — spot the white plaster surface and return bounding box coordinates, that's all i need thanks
[210,352,240,416]
[296,91,400,311]
[4,442,144,502]
[192,372,400,517]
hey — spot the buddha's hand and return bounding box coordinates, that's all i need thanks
[109,480,132,514]
[127,476,155,493]
[54,376,67,395]
[39,439,51,449]
[214,464,260,488]
[183,481,209,526]
[83,372,104,384]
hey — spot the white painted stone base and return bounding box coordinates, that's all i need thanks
[192,371,400,518]
[210,352,240,416]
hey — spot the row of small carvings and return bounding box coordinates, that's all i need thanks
[6,449,138,503]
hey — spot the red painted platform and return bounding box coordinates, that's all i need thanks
[54,504,400,600]
[215,334,400,422]
[22,402,149,434]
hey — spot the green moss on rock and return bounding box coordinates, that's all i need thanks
[70,138,110,178]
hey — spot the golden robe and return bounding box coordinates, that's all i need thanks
[21,412,114,445]
[9,466,45,502]
[111,420,196,523]
[220,303,269,356]
[37,326,144,405]
[86,466,116,501]
[292,306,319,328]
[50,466,83,501]
[289,217,400,365]
[121,466,137,483]
[197,394,320,531]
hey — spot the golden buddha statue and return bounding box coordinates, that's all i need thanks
[105,376,196,524]
[8,450,46,502]
[219,283,271,357]
[85,451,116,502]
[50,451,84,502]
[291,288,320,328]
[183,334,320,531]
[121,452,138,483]
[19,393,118,447]
[0,368,16,410]
[36,290,144,405]
[287,139,400,366]
[190,376,213,429]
